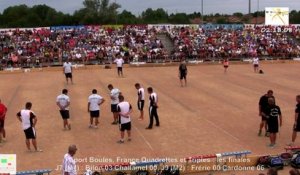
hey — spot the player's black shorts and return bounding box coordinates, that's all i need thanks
[90,110,100,118]
[111,104,118,112]
[180,73,187,80]
[0,119,4,129]
[224,65,229,68]
[117,67,123,72]
[60,110,70,119]
[267,118,279,133]
[120,122,131,132]
[24,127,36,139]
[65,73,72,78]
[254,64,259,67]
[137,100,145,111]
[294,122,300,132]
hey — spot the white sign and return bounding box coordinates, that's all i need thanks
[0,154,16,174]
[265,7,289,25]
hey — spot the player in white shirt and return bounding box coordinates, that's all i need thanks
[117,95,132,143]
[16,102,42,152]
[88,89,105,128]
[63,60,73,84]
[135,83,145,120]
[253,57,259,73]
[108,84,121,125]
[113,53,124,77]
[62,144,77,175]
[146,87,160,129]
[57,89,71,130]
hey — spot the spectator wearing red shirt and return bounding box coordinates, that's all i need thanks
[0,99,7,143]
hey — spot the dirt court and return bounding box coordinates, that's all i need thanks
[1,62,300,175]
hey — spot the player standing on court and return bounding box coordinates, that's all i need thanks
[253,57,259,73]
[258,90,275,136]
[146,87,160,129]
[117,95,132,143]
[287,95,300,146]
[16,102,42,152]
[223,58,229,73]
[135,83,145,120]
[179,60,188,87]
[62,144,78,175]
[57,89,71,130]
[108,84,121,125]
[88,89,105,128]
[113,53,124,77]
[0,99,7,143]
[63,59,73,84]
[262,97,282,148]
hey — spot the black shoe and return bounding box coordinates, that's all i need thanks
[145,127,152,129]
[155,124,160,127]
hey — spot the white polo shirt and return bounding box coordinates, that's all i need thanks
[117,101,132,124]
[253,57,259,65]
[110,88,120,105]
[88,94,103,111]
[114,58,124,67]
[57,94,70,110]
[17,109,36,130]
[138,88,145,101]
[149,92,158,107]
[62,153,77,175]
[63,62,72,73]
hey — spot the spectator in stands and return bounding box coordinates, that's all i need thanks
[287,95,300,146]
[0,99,7,143]
[116,95,132,143]
[262,97,282,148]
[62,144,78,175]
[16,102,42,152]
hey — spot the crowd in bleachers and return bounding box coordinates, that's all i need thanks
[0,26,167,69]
[166,25,300,60]
[1,25,300,69]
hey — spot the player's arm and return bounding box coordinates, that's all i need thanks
[88,102,90,112]
[56,101,63,110]
[16,111,22,122]
[121,105,132,118]
[65,100,70,109]
[279,107,282,126]
[99,98,105,105]
[31,112,37,127]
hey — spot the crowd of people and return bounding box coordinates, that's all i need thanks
[0,25,167,69]
[167,25,300,60]
[1,25,300,70]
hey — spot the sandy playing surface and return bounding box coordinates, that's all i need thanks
[1,62,300,175]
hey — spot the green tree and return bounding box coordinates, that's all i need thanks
[76,0,121,24]
[169,13,190,24]
[118,10,139,24]
[141,8,168,24]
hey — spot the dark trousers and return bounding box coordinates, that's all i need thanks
[148,106,160,128]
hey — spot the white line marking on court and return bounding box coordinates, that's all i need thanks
[133,125,154,151]
[200,115,240,141]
